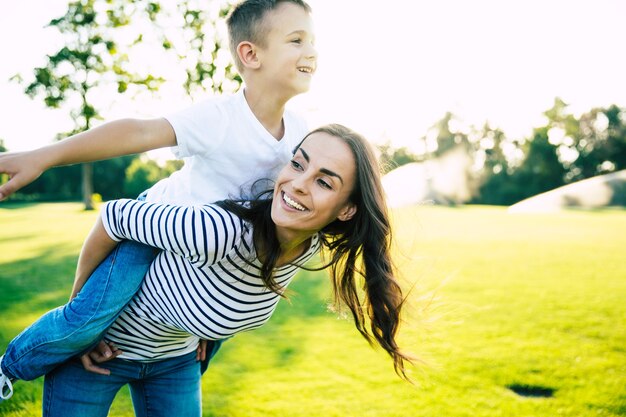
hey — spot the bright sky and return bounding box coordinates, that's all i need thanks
[1,0,626,153]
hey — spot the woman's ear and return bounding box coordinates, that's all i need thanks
[237,41,261,69]
[337,203,357,222]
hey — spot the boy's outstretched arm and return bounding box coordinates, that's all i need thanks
[0,118,176,200]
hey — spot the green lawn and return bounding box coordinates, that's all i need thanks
[0,202,624,417]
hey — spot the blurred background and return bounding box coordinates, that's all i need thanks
[0,0,625,210]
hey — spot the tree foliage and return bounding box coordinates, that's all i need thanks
[571,105,626,180]
[377,142,420,174]
[174,1,241,94]
[475,100,626,204]
[380,99,626,206]
[124,158,183,198]
[21,0,165,209]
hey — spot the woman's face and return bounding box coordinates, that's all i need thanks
[271,131,357,242]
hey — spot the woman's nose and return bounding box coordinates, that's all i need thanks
[291,175,309,194]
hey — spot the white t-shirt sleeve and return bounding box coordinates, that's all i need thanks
[165,98,229,159]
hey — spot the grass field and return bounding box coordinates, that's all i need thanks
[0,202,624,417]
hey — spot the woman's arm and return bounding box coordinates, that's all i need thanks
[101,199,241,269]
[75,203,218,374]
[70,216,119,299]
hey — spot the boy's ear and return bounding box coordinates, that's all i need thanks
[237,41,261,69]
[337,203,357,222]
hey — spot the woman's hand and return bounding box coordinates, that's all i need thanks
[80,340,123,375]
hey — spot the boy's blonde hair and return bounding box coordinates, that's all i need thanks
[226,0,312,72]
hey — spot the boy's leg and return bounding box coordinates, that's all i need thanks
[1,240,158,381]
[43,357,136,417]
[129,352,202,417]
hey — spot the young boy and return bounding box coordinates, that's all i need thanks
[0,0,316,403]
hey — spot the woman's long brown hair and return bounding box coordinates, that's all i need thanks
[217,124,412,380]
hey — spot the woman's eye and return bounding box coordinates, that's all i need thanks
[290,160,303,170]
[317,179,332,189]
[291,38,302,44]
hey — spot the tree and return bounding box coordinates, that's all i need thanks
[19,165,82,202]
[22,0,163,209]
[123,157,183,198]
[573,105,626,180]
[510,127,567,201]
[172,1,241,95]
[540,98,626,183]
[427,112,472,158]
[94,155,139,200]
[376,142,419,174]
[472,123,524,205]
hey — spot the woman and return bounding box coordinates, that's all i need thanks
[18,124,411,416]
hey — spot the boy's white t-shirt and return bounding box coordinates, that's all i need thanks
[145,89,309,205]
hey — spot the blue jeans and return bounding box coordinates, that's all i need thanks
[43,351,205,417]
[1,240,158,381]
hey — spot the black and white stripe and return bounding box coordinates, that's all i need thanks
[101,199,320,361]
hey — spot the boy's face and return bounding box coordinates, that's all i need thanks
[256,3,317,97]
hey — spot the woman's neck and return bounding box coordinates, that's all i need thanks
[256,229,312,267]
[276,237,311,267]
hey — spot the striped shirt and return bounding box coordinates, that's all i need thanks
[101,199,320,361]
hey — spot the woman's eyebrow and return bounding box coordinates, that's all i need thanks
[299,147,310,162]
[297,148,344,184]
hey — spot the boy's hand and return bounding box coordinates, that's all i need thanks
[0,152,44,200]
[80,340,123,375]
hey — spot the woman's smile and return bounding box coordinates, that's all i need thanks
[281,191,308,212]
